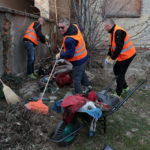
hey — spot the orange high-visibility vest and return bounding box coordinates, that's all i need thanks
[24,22,39,45]
[110,25,136,61]
[63,24,88,62]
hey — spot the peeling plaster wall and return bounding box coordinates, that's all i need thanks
[0,7,55,76]
[35,0,49,19]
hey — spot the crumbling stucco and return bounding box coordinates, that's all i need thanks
[34,0,49,19]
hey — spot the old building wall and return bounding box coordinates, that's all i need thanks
[0,7,55,76]
[35,0,49,19]
[0,0,39,14]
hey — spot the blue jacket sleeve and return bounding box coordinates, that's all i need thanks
[60,37,78,59]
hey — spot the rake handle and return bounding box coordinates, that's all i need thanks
[40,45,63,100]
[40,61,57,100]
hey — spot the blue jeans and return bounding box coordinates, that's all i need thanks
[24,41,36,75]
[72,61,90,94]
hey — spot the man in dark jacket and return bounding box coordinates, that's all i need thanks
[56,17,92,94]
[104,18,136,97]
[24,17,49,79]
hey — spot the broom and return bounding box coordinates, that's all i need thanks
[0,79,22,104]
[25,45,63,115]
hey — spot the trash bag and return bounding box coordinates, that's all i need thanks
[97,92,120,108]
[55,72,72,88]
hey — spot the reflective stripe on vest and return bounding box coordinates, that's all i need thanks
[63,24,87,62]
[24,22,39,45]
[112,39,131,49]
[110,25,136,61]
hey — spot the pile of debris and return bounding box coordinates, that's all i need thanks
[0,102,58,150]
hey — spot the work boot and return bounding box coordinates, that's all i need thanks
[28,73,37,80]
[122,87,130,95]
[113,92,121,99]
[33,72,38,76]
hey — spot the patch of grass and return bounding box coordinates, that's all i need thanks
[130,90,150,112]
[68,110,150,150]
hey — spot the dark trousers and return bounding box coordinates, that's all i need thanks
[113,54,135,96]
[24,41,36,75]
[72,61,90,94]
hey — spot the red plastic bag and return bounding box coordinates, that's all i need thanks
[55,72,72,87]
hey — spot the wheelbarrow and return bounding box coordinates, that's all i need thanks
[49,79,147,146]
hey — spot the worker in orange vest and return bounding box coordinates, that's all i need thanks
[24,17,49,79]
[103,18,136,97]
[56,17,92,94]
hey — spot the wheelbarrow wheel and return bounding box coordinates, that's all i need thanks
[54,120,79,146]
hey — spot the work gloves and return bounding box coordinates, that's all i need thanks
[56,59,64,64]
[45,35,50,45]
[45,34,49,41]
[105,56,115,64]
[56,59,65,66]
[56,53,60,60]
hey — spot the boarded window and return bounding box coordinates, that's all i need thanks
[104,0,142,18]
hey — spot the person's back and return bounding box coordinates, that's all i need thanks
[23,17,49,79]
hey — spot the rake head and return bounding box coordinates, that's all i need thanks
[25,100,48,115]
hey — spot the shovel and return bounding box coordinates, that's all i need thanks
[0,79,22,104]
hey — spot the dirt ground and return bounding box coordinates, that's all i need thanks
[0,56,149,150]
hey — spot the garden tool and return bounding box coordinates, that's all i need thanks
[46,41,51,48]
[25,45,63,115]
[0,79,22,104]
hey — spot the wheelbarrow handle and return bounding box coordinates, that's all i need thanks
[104,77,116,95]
